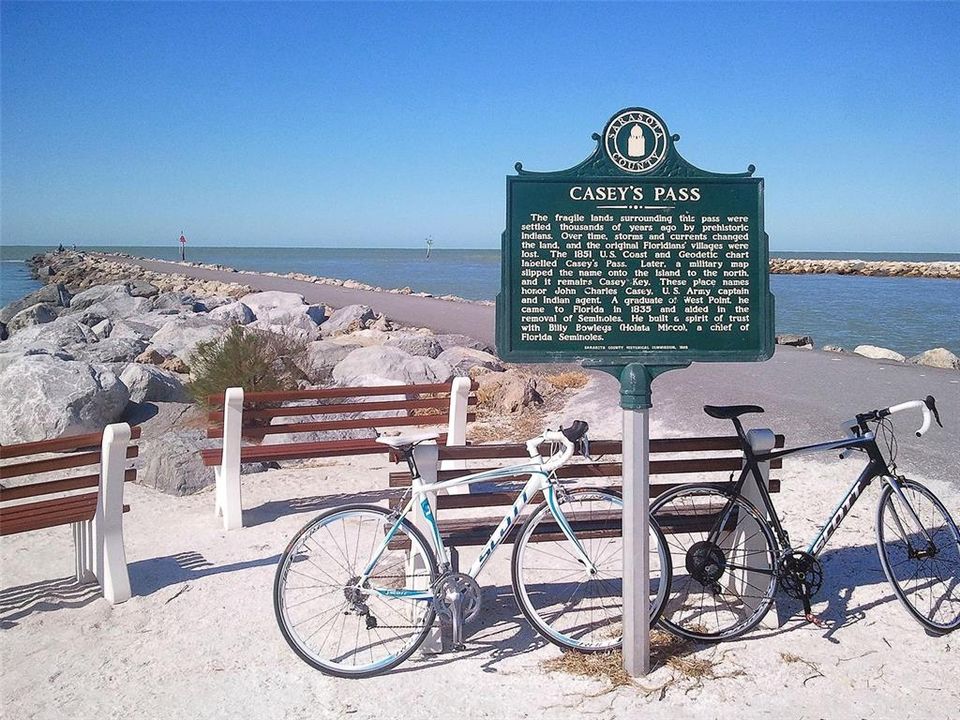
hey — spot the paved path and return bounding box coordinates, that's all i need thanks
[112,254,959,486]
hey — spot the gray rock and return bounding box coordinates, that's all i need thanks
[383,333,443,359]
[854,345,906,362]
[110,319,160,341]
[68,283,132,312]
[1,316,96,354]
[776,334,814,348]
[71,296,154,325]
[323,304,375,336]
[90,318,113,338]
[433,333,495,354]
[239,291,325,338]
[152,291,196,311]
[248,315,321,341]
[119,363,190,403]
[6,303,59,334]
[436,346,504,375]
[193,296,231,312]
[297,340,361,383]
[332,346,454,386]
[0,283,71,324]
[908,347,960,370]
[77,337,148,364]
[208,301,255,325]
[130,403,215,495]
[0,355,129,443]
[822,345,846,353]
[149,316,227,363]
[126,280,159,298]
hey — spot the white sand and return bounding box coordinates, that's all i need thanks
[2,401,958,720]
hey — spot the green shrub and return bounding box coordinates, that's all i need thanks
[187,325,307,408]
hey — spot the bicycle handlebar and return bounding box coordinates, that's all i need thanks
[527,424,588,472]
[855,395,943,438]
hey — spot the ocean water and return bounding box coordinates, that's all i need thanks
[1,244,957,356]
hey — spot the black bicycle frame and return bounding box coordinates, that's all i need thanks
[713,430,890,559]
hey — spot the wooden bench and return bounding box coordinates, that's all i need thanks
[388,431,785,566]
[0,423,139,604]
[201,377,477,529]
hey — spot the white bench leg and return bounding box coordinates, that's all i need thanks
[442,377,471,485]
[216,387,244,530]
[96,423,132,604]
[72,520,95,583]
[741,428,778,628]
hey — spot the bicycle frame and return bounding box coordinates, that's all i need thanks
[718,429,935,559]
[358,447,596,602]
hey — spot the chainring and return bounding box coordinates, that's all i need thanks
[778,550,824,600]
[432,572,482,623]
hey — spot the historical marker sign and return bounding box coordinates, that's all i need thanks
[496,108,774,365]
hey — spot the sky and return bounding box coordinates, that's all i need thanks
[1,1,958,252]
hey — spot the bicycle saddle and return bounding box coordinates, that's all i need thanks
[703,404,765,420]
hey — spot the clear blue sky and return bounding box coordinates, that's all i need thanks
[2,1,958,251]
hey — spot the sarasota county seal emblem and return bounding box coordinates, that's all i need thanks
[603,108,669,174]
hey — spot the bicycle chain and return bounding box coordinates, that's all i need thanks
[352,573,435,630]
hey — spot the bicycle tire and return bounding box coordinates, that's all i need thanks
[876,478,960,633]
[511,488,671,652]
[651,484,778,642]
[274,504,439,677]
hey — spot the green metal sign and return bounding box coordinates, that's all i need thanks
[496,107,774,366]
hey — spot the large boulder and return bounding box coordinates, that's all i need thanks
[129,403,214,495]
[0,355,129,443]
[68,283,132,313]
[383,333,443,359]
[119,363,190,403]
[297,340,361,383]
[322,304,375,336]
[239,291,325,338]
[332,346,454,386]
[6,303,59,334]
[71,296,154,325]
[152,291,196,311]
[208,301,255,325]
[476,370,543,414]
[110,318,161,341]
[854,345,906,362]
[126,280,159,298]
[776,334,814,348]
[909,348,960,370]
[0,284,71,324]
[436,347,504,375]
[434,333,495,354]
[148,316,226,363]
[0,316,96,354]
[77,337,149,364]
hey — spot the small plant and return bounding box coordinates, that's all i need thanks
[543,370,589,391]
[187,325,307,408]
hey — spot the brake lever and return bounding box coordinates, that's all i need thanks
[925,396,943,428]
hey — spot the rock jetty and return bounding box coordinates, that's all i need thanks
[0,250,561,496]
[769,258,960,279]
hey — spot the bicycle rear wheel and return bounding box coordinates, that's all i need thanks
[511,488,670,652]
[274,504,438,677]
[876,479,960,633]
[651,485,778,641]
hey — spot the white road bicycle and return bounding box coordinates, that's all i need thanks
[273,421,672,678]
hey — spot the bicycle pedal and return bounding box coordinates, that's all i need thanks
[804,612,828,629]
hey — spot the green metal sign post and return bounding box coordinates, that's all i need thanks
[496,107,774,676]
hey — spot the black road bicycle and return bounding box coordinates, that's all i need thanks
[651,396,960,640]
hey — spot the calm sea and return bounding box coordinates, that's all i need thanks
[1,244,958,356]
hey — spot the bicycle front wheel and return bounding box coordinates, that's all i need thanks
[876,479,960,633]
[511,488,670,652]
[652,485,778,642]
[274,504,438,678]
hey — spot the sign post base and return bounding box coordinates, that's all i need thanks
[583,361,689,677]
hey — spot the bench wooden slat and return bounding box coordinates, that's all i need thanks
[0,469,138,502]
[207,380,478,406]
[1,499,131,536]
[207,396,478,424]
[233,413,468,440]
[0,426,141,460]
[433,434,784,460]
[0,445,138,480]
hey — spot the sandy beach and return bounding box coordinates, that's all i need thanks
[2,383,958,720]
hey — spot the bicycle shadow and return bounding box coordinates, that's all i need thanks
[753,539,943,643]
[243,488,400,527]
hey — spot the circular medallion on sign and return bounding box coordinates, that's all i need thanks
[603,109,669,174]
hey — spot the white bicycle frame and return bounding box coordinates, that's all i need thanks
[358,431,597,601]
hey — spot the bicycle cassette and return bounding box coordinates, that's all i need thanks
[778,551,823,600]
[432,572,482,623]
